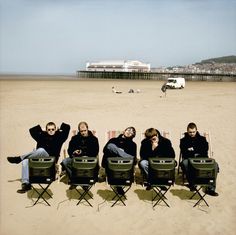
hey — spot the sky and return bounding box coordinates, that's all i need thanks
[0,0,236,75]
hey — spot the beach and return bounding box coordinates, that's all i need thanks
[0,77,236,235]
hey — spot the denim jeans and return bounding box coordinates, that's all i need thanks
[61,157,73,179]
[106,143,134,159]
[21,148,49,184]
[139,159,149,176]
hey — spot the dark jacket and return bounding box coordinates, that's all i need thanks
[67,130,99,158]
[140,136,175,161]
[180,131,208,159]
[102,134,137,168]
[29,122,70,162]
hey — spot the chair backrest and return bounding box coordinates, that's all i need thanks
[106,130,123,141]
[71,157,98,184]
[29,157,56,183]
[107,157,134,185]
[148,158,175,185]
[188,158,216,185]
[180,131,213,157]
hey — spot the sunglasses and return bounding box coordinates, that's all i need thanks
[47,128,55,131]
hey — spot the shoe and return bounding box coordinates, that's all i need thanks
[187,184,195,192]
[17,183,31,194]
[69,185,77,190]
[59,170,66,178]
[7,156,22,164]
[82,186,89,191]
[116,187,125,196]
[205,189,219,197]
[145,184,152,191]
[159,186,167,191]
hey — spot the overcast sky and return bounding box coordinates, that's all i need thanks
[0,0,235,74]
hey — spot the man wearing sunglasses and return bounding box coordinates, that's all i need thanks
[7,122,70,193]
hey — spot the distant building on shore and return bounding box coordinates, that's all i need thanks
[86,60,151,72]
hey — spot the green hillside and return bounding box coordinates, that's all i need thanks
[200,55,236,64]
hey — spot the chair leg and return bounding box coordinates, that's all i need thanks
[152,186,171,208]
[75,186,93,207]
[32,183,52,206]
[110,186,131,207]
[190,186,209,207]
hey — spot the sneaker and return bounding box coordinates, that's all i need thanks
[7,156,22,164]
[69,185,77,190]
[146,185,152,191]
[116,187,125,196]
[17,183,31,194]
[159,186,167,191]
[82,186,89,191]
[145,183,152,191]
[59,170,66,178]
[187,184,195,192]
[205,189,219,197]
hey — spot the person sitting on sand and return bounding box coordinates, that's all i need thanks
[112,86,122,94]
[180,122,219,196]
[139,128,175,190]
[102,126,137,195]
[61,121,99,190]
[7,122,70,193]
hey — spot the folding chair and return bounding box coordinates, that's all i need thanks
[29,157,56,206]
[177,131,213,183]
[60,129,97,180]
[139,130,171,186]
[70,157,98,207]
[148,158,175,208]
[107,157,134,207]
[188,158,216,207]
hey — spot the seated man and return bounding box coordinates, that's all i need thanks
[7,122,70,193]
[101,126,137,195]
[180,122,219,196]
[139,128,175,190]
[61,121,99,189]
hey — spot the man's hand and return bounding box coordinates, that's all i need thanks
[73,150,82,155]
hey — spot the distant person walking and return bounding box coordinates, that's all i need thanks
[161,82,167,97]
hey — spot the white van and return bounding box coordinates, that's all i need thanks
[166,77,185,89]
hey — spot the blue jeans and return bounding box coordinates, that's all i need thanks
[61,157,73,179]
[106,143,134,159]
[21,148,49,184]
[139,159,149,176]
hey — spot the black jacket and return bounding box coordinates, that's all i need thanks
[102,134,137,168]
[67,130,99,158]
[29,123,70,161]
[180,131,208,159]
[140,136,175,161]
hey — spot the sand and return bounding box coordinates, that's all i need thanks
[0,77,236,235]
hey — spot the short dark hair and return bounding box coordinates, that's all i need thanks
[144,128,161,139]
[187,122,197,130]
[125,126,136,138]
[78,121,88,130]
[46,122,56,129]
